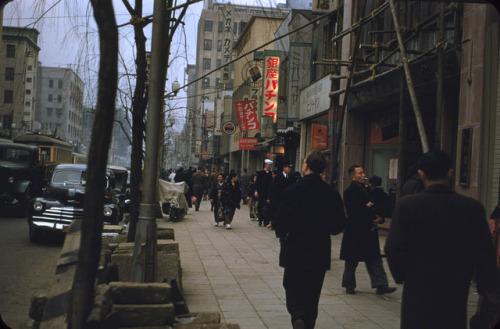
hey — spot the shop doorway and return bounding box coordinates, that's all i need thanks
[370,147,398,203]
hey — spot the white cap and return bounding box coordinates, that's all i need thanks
[264,159,273,164]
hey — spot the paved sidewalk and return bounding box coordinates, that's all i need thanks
[158,199,479,329]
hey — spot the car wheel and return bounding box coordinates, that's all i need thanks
[29,225,42,243]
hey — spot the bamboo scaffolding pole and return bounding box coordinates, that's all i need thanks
[388,0,429,153]
[331,1,390,43]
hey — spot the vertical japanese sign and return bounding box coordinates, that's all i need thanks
[262,55,280,123]
[220,5,232,84]
[311,123,328,149]
[235,100,260,132]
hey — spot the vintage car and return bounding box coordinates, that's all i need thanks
[0,141,43,215]
[27,164,121,242]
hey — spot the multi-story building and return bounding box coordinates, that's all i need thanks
[35,66,84,151]
[0,26,40,138]
[189,0,292,169]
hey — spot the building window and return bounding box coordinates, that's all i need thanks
[218,21,223,32]
[57,95,62,102]
[46,108,53,117]
[58,79,63,89]
[27,65,32,71]
[25,101,31,107]
[4,90,13,104]
[48,94,53,102]
[203,39,212,50]
[6,45,15,58]
[49,79,54,88]
[56,108,62,118]
[26,89,31,95]
[217,40,222,52]
[216,59,221,68]
[26,77,32,83]
[204,20,213,31]
[5,67,14,81]
[203,58,211,70]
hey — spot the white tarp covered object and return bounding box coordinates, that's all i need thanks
[157,179,189,219]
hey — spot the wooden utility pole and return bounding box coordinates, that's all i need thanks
[388,0,429,153]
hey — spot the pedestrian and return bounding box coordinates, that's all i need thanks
[168,169,176,182]
[400,165,424,197]
[255,159,273,227]
[220,172,241,230]
[240,168,251,204]
[248,174,259,221]
[209,173,225,226]
[274,150,346,329]
[191,166,208,211]
[367,175,394,227]
[208,168,219,210]
[203,169,210,200]
[268,163,295,230]
[340,165,396,295]
[385,150,499,329]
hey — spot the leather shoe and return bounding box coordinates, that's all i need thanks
[346,288,355,294]
[293,318,305,329]
[376,286,396,295]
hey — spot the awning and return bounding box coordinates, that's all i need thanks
[254,138,277,149]
[277,127,300,136]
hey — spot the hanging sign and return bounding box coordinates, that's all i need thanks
[311,123,328,149]
[262,55,280,123]
[222,121,236,135]
[235,99,260,132]
[239,138,258,150]
[220,5,233,84]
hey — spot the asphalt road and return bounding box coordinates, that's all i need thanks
[0,213,62,329]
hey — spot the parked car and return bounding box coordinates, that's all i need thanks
[0,141,43,215]
[27,164,121,242]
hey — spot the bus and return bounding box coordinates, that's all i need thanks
[72,152,88,164]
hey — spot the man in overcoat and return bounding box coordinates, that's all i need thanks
[268,162,295,230]
[340,165,396,295]
[191,166,208,211]
[254,159,273,227]
[274,151,346,329]
[385,150,499,329]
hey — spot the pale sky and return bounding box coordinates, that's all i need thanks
[2,0,287,127]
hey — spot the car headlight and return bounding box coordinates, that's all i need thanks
[103,207,113,217]
[33,201,44,212]
[8,176,14,183]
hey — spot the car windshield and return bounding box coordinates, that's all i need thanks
[52,170,86,186]
[0,146,30,163]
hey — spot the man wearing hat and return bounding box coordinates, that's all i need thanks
[268,162,295,229]
[254,159,273,226]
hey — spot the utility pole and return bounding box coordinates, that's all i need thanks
[131,0,173,282]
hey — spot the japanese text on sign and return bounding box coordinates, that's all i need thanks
[235,100,260,132]
[220,5,232,84]
[263,56,280,123]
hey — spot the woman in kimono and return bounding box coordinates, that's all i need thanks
[209,174,225,226]
[221,172,242,230]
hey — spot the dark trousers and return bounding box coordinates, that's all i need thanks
[283,268,326,329]
[257,198,269,225]
[341,259,389,289]
[193,188,203,211]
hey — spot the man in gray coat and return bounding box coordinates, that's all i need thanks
[385,150,499,329]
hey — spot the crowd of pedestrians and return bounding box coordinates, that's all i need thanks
[163,148,500,329]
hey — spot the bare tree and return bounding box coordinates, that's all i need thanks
[71,0,118,327]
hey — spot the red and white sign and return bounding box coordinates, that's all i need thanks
[311,123,328,150]
[263,56,280,123]
[239,138,258,150]
[235,100,260,132]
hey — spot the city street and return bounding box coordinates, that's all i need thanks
[0,214,62,329]
[160,199,477,329]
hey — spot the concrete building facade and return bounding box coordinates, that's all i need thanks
[0,26,40,138]
[35,66,84,151]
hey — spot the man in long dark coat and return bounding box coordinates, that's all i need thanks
[268,163,295,230]
[254,159,273,227]
[191,166,208,211]
[274,151,346,329]
[385,150,499,329]
[340,165,396,295]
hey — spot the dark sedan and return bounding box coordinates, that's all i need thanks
[27,164,120,242]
